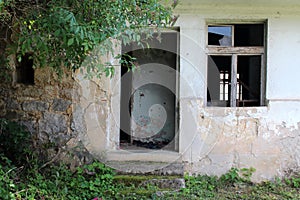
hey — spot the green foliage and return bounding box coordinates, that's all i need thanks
[220,167,256,184]
[0,0,177,78]
[0,164,18,200]
[166,168,256,199]
[0,119,31,199]
[1,119,300,199]
[181,174,218,198]
[0,119,116,199]
[285,176,300,188]
[0,118,33,166]
[0,160,116,200]
[17,162,115,200]
[239,167,256,182]
[182,168,255,199]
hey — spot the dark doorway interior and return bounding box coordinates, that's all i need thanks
[120,31,179,150]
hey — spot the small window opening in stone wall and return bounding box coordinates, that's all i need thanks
[16,53,34,85]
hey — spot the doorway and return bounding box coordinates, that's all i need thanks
[120,30,179,151]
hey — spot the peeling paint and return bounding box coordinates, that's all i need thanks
[54,2,300,182]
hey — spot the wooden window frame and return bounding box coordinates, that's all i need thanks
[206,22,266,107]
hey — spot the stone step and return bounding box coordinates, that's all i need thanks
[139,178,186,191]
[113,174,185,198]
[105,160,184,175]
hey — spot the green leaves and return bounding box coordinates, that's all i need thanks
[1,0,175,78]
[67,38,74,46]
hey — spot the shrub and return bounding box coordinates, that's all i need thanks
[0,119,116,199]
[0,119,33,166]
[0,164,18,200]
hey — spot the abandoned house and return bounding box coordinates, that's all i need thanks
[1,0,300,182]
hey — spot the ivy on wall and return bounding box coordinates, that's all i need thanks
[0,0,178,78]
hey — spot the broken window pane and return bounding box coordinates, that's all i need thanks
[207,55,232,107]
[208,26,232,46]
[207,23,265,107]
[237,55,261,107]
[234,24,264,46]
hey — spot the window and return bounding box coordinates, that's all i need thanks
[15,53,34,85]
[207,23,266,107]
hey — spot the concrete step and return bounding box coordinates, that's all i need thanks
[105,160,184,175]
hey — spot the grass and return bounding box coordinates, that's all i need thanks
[1,160,300,200]
[111,169,300,200]
[1,119,300,200]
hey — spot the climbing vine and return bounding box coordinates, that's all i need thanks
[0,0,178,78]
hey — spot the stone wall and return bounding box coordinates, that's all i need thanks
[0,67,93,166]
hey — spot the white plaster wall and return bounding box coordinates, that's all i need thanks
[267,16,300,99]
[77,1,300,182]
[174,1,300,181]
[178,16,206,99]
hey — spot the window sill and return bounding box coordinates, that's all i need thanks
[204,106,268,116]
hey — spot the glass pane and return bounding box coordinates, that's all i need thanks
[234,24,264,46]
[208,26,232,46]
[207,55,232,107]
